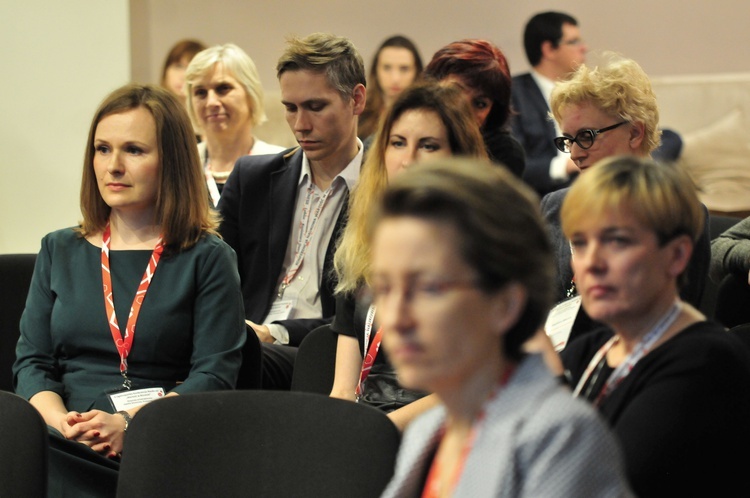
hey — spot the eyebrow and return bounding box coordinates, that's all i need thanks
[281,98,330,107]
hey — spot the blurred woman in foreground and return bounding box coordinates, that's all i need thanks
[375,159,631,497]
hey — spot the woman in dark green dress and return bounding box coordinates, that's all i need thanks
[13,84,246,497]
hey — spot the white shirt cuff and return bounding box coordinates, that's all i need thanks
[266,323,290,345]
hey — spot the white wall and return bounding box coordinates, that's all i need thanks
[132,0,750,92]
[5,0,750,253]
[0,1,130,253]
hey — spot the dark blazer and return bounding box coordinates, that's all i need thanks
[511,73,574,196]
[218,147,345,347]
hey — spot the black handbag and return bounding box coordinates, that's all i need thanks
[359,363,427,413]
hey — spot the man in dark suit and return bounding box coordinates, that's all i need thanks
[219,33,366,388]
[511,12,587,196]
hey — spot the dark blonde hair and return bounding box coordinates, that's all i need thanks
[276,33,365,100]
[369,159,554,361]
[78,84,218,253]
[561,156,704,287]
[335,82,487,293]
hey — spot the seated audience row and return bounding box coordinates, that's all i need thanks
[13,28,747,497]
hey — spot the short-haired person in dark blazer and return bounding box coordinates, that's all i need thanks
[218,33,367,389]
[511,11,587,196]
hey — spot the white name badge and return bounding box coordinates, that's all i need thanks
[108,387,165,412]
[265,299,295,323]
[544,296,582,352]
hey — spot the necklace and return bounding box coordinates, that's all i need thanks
[210,169,232,180]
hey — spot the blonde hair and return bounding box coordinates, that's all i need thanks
[561,156,704,287]
[78,84,218,253]
[185,43,267,132]
[334,82,487,294]
[550,53,661,155]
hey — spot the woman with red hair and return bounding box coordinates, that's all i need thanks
[424,39,525,178]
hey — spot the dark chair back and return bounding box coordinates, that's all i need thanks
[236,324,263,389]
[0,391,48,497]
[117,391,400,498]
[715,273,750,328]
[0,254,37,392]
[290,324,338,394]
[728,323,750,352]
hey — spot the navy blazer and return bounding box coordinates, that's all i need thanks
[218,147,345,347]
[511,73,574,196]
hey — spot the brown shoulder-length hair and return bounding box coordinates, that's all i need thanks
[160,39,206,88]
[78,84,218,253]
[335,81,487,293]
[359,35,423,138]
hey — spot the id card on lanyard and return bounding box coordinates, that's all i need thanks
[100,222,164,391]
[278,182,336,299]
[572,300,681,406]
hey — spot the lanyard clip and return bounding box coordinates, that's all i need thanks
[278,282,288,299]
[121,371,132,390]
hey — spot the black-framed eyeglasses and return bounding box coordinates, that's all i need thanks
[554,121,628,153]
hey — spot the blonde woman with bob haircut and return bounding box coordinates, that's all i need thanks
[14,84,246,496]
[185,43,284,206]
[330,81,488,430]
[375,159,631,497]
[559,155,750,497]
[542,54,709,312]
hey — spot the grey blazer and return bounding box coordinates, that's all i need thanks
[380,355,632,498]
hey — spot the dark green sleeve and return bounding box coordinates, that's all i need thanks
[14,234,64,400]
[171,238,246,393]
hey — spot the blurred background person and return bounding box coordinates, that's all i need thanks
[330,81,487,431]
[710,216,750,284]
[358,35,423,141]
[185,43,284,207]
[374,159,631,497]
[560,156,750,497]
[160,39,206,104]
[13,84,245,496]
[511,11,586,196]
[424,39,525,178]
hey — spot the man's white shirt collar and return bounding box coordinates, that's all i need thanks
[298,137,363,191]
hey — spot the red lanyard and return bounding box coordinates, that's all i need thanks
[421,366,516,498]
[101,223,164,389]
[355,305,381,399]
